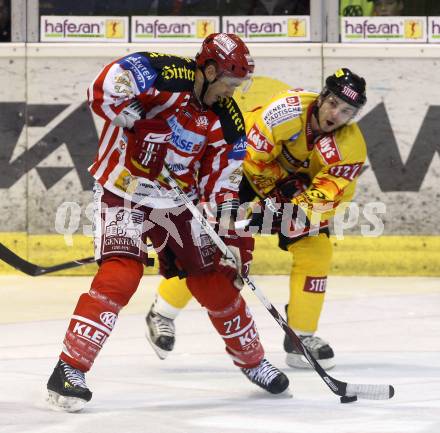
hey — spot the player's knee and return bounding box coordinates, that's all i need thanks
[187,272,238,311]
[288,233,333,274]
[91,256,143,306]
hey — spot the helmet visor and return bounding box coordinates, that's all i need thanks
[218,74,253,94]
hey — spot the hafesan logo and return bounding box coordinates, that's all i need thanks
[105,19,125,39]
[404,19,422,39]
[287,18,306,37]
[196,19,215,38]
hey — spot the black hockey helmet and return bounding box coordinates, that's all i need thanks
[323,68,366,109]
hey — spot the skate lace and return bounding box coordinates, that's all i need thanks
[300,335,328,351]
[245,359,280,386]
[151,312,175,337]
[61,361,87,388]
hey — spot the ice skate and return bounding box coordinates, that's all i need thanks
[145,305,175,360]
[284,333,335,370]
[241,358,290,395]
[46,360,92,412]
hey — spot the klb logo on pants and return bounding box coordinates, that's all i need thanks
[100,312,117,329]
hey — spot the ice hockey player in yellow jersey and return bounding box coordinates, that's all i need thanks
[145,68,367,370]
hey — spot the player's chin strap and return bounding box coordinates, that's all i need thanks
[160,164,395,402]
[196,68,217,107]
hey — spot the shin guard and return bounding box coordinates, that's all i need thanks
[208,295,264,368]
[287,233,333,334]
[60,291,121,372]
[60,257,143,371]
[188,272,264,368]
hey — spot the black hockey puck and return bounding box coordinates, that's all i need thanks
[340,395,358,403]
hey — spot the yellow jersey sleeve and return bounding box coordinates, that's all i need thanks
[293,122,367,220]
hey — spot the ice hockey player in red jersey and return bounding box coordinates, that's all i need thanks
[46,33,289,412]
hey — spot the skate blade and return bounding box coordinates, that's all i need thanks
[46,390,87,413]
[145,330,170,360]
[285,353,335,371]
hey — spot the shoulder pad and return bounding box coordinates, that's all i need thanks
[212,97,247,160]
[146,54,196,92]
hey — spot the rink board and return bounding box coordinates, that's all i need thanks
[1,233,439,276]
[1,43,439,278]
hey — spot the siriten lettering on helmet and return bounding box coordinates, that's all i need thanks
[324,68,367,108]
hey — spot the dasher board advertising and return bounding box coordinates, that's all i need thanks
[341,16,427,43]
[40,16,129,42]
[131,16,220,42]
[222,15,311,42]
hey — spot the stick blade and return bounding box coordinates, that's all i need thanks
[346,383,395,400]
[0,243,40,276]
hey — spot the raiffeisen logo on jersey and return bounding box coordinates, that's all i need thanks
[131,16,219,42]
[40,16,128,42]
[222,15,310,42]
[168,115,206,154]
[341,16,427,43]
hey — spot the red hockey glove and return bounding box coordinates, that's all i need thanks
[130,118,172,180]
[214,230,254,290]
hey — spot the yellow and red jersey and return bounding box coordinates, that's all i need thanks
[243,89,366,220]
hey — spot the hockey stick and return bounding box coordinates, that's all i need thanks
[161,165,394,401]
[0,242,156,277]
[0,243,96,276]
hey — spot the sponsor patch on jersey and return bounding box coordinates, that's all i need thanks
[328,163,363,181]
[228,136,247,160]
[102,207,144,257]
[248,125,273,153]
[167,163,187,173]
[228,167,242,186]
[119,54,157,92]
[262,96,302,128]
[195,115,209,130]
[114,70,135,98]
[117,133,128,152]
[316,136,341,164]
[304,276,327,293]
[216,97,245,133]
[168,115,206,154]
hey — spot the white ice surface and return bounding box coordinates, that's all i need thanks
[1,275,439,433]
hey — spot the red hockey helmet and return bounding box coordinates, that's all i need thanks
[196,33,254,79]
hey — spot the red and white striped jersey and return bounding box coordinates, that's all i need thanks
[87,52,246,211]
